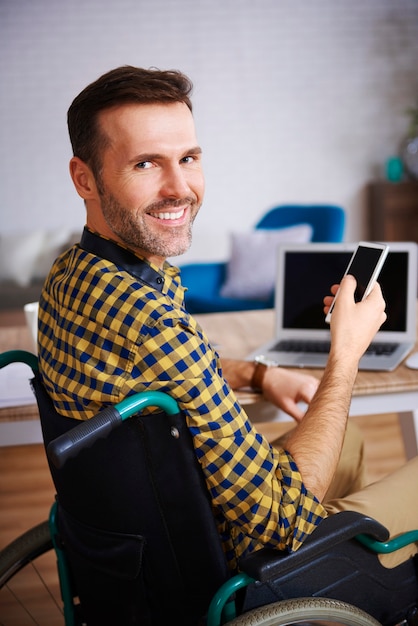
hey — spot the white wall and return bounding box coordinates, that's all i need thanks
[1,0,418,265]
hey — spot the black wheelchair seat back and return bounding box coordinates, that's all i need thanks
[32,372,230,625]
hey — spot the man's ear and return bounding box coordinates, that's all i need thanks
[69,157,98,200]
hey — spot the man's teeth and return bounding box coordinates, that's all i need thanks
[155,209,184,220]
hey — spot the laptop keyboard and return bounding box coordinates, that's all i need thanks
[272,340,398,356]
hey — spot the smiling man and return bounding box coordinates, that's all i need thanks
[37,66,417,625]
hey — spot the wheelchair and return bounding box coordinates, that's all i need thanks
[0,349,417,626]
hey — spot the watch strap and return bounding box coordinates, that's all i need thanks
[250,361,268,391]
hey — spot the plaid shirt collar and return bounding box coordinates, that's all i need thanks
[79,227,185,307]
[80,227,166,292]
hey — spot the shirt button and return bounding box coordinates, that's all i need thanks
[157,277,163,284]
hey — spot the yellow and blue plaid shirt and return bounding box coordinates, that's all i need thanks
[38,228,326,571]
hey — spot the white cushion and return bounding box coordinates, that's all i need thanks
[0,230,75,287]
[0,231,45,287]
[32,230,75,279]
[220,224,313,300]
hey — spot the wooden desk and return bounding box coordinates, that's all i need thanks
[1,310,418,456]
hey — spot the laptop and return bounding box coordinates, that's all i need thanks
[248,241,418,371]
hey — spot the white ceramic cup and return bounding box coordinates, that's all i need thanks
[23,301,39,353]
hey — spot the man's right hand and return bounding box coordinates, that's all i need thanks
[324,274,387,366]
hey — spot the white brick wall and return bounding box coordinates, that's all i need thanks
[1,0,417,263]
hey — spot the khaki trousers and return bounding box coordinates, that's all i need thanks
[273,421,418,568]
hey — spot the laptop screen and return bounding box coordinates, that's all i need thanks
[281,249,409,333]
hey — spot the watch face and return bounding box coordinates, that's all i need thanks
[255,355,279,367]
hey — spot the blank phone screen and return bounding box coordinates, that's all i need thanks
[346,246,386,302]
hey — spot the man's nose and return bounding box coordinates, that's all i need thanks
[161,164,191,198]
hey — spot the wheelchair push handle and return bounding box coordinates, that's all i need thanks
[47,406,122,469]
[47,391,179,469]
[0,349,38,374]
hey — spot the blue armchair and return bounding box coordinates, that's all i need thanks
[179,204,346,314]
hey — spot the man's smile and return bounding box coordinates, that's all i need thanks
[149,208,186,221]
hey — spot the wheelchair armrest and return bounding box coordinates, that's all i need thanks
[239,511,389,582]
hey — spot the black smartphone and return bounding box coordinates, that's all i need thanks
[325,241,389,323]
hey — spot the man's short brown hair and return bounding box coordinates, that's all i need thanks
[67,65,193,179]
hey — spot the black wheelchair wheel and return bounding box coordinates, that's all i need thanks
[0,520,65,625]
[227,597,381,626]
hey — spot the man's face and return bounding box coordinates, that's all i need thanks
[90,102,204,267]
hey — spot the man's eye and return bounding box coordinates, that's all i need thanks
[136,161,152,169]
[181,156,194,164]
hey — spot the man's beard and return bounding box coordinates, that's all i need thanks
[99,188,199,260]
